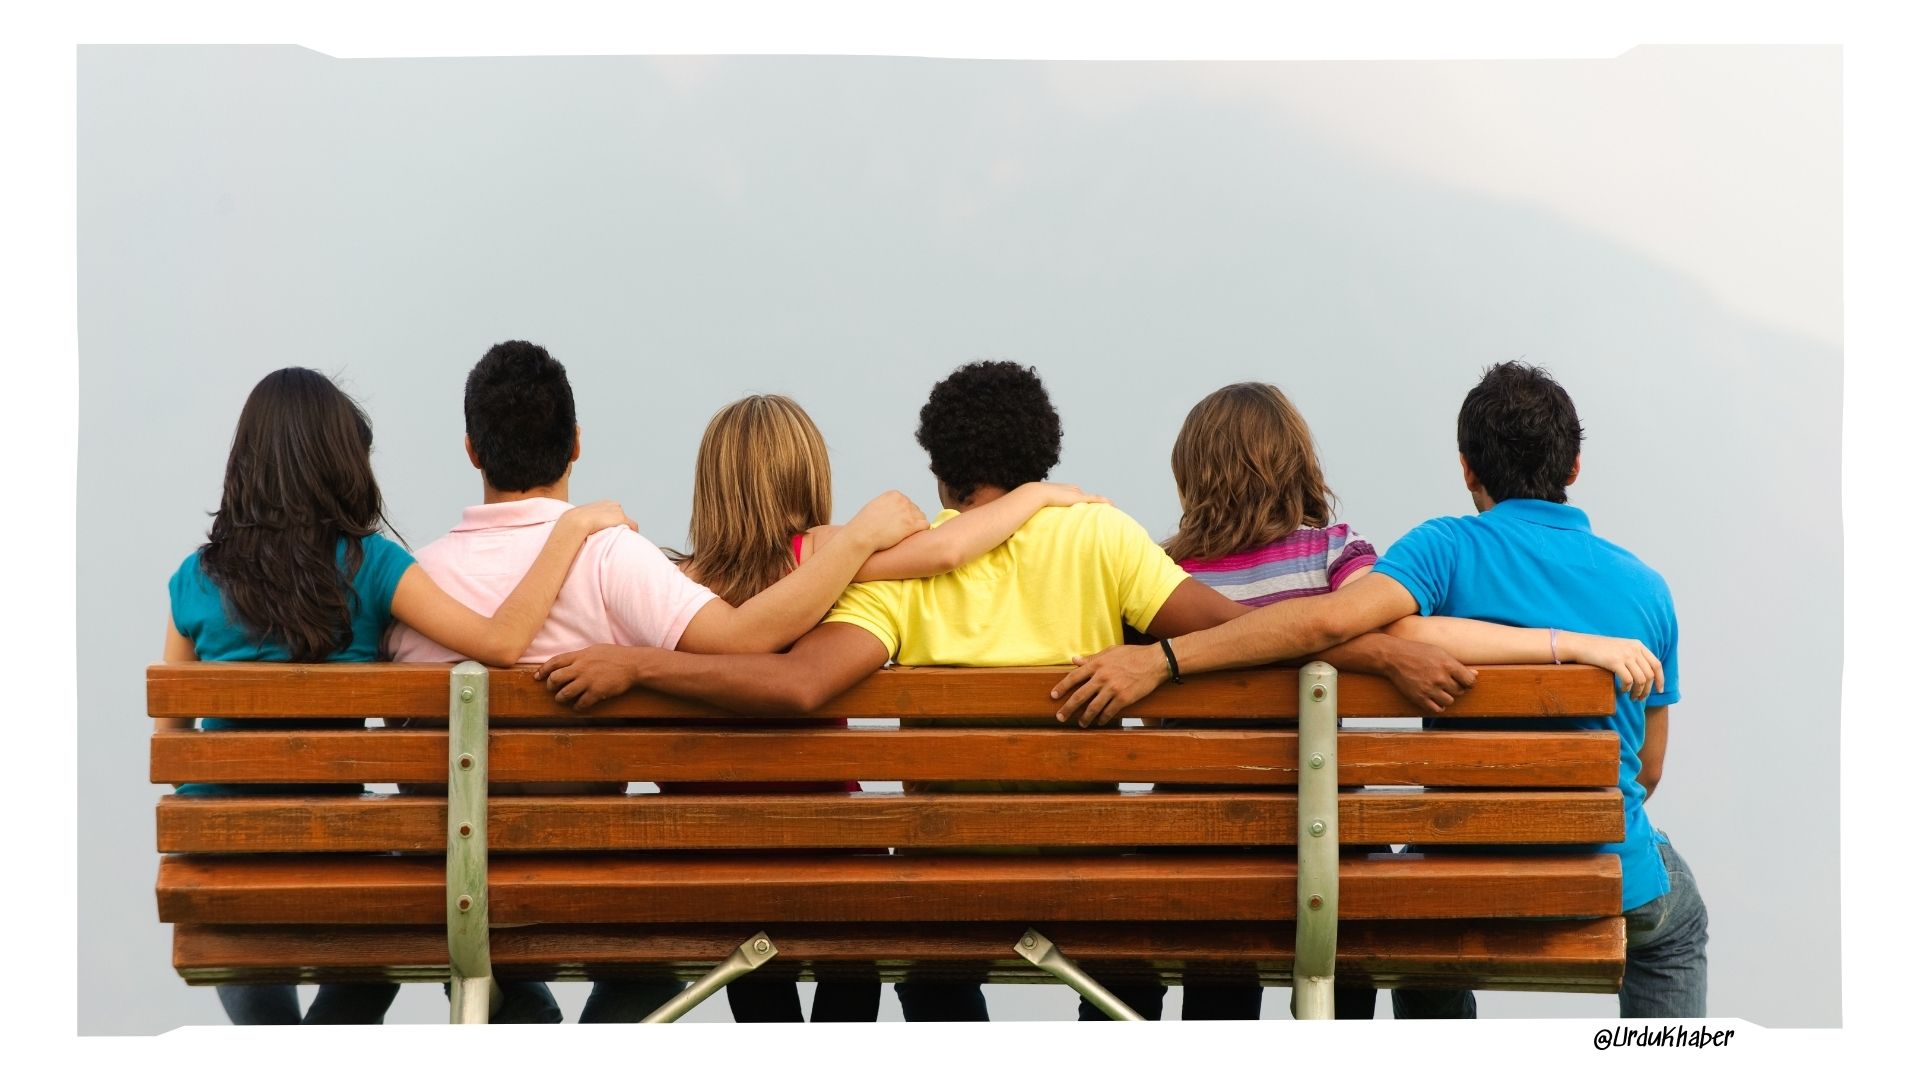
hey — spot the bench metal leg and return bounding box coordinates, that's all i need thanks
[1292,661,1340,1020]
[642,932,780,1023]
[447,661,493,1024]
[1013,928,1144,1021]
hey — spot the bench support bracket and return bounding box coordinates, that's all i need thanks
[642,931,779,1023]
[1014,928,1144,1020]
[447,661,495,1024]
[1292,661,1339,1020]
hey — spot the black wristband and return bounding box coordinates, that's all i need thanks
[1159,637,1184,684]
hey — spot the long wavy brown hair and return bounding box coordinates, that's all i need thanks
[669,395,834,607]
[1163,382,1335,564]
[198,368,400,661]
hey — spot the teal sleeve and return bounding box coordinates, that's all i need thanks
[1371,518,1462,617]
[358,534,416,626]
[167,551,206,640]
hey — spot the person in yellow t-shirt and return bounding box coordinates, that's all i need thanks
[536,360,1478,1022]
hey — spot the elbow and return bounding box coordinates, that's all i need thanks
[788,678,836,715]
[1639,768,1662,797]
[738,682,826,717]
[1303,610,1353,656]
[470,637,524,668]
[930,541,969,574]
[1382,615,1423,641]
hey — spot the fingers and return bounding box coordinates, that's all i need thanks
[552,671,586,703]
[1079,687,1118,728]
[535,652,581,681]
[1056,677,1104,725]
[1051,661,1094,704]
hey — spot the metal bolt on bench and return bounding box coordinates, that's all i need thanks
[1013,927,1144,1021]
[1292,661,1339,1020]
[642,932,781,1023]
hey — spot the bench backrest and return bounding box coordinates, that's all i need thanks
[150,662,1627,996]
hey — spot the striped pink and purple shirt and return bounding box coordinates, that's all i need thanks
[1177,523,1377,605]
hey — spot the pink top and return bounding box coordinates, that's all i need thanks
[385,498,718,663]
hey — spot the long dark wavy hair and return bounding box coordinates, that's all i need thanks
[198,368,401,661]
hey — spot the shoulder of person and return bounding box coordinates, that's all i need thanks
[1394,512,1478,544]
[361,531,411,556]
[170,547,205,580]
[1073,500,1150,531]
[596,523,684,571]
[168,548,211,599]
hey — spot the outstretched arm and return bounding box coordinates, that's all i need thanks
[1384,616,1664,700]
[537,622,892,714]
[677,492,927,654]
[1053,573,1422,726]
[814,482,1106,582]
[1310,633,1478,714]
[391,501,634,667]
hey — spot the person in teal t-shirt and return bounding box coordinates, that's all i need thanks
[160,367,634,1024]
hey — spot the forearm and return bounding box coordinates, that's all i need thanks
[1385,615,1553,663]
[718,530,879,653]
[1310,632,1408,676]
[1165,596,1347,675]
[484,519,593,659]
[624,647,832,714]
[854,487,1046,581]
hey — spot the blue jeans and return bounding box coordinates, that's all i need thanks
[438,980,564,1023]
[1388,840,1708,1019]
[217,984,399,1025]
[1077,983,1265,1020]
[576,978,687,1023]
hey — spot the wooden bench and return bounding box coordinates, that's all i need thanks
[148,660,1626,1021]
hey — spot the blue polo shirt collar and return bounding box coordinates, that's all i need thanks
[1482,498,1592,533]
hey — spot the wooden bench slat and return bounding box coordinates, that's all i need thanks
[172,918,1625,993]
[148,663,1616,721]
[150,727,1620,788]
[157,851,1621,924]
[156,790,1626,853]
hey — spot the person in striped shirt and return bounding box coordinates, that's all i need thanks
[1103,382,1659,1022]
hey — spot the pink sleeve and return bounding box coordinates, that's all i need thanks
[1326,525,1379,590]
[601,531,719,649]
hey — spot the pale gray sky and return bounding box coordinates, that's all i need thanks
[78,45,1838,1032]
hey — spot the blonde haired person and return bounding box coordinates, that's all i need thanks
[662,393,1103,1023]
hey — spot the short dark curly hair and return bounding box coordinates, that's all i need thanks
[464,340,577,493]
[1456,361,1584,504]
[915,360,1062,502]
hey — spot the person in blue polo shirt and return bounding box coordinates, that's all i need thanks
[1052,361,1706,1018]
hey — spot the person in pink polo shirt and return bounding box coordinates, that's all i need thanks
[385,341,928,1022]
